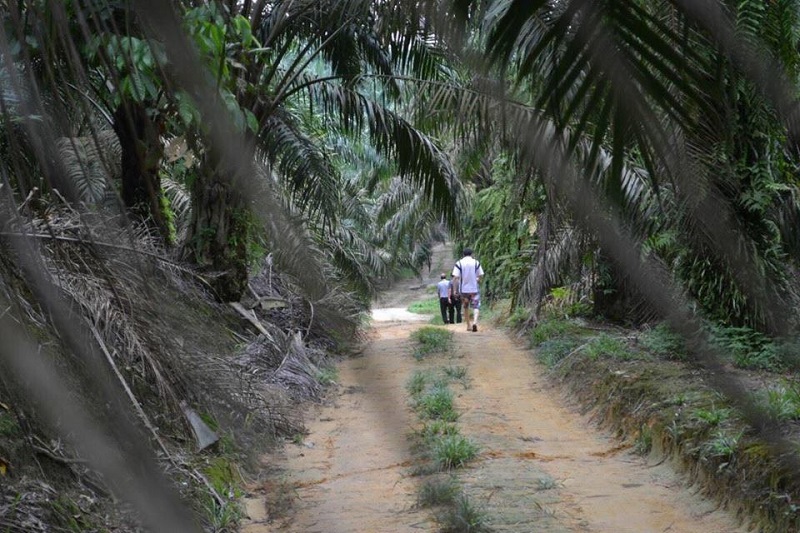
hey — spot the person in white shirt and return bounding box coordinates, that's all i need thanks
[436,273,452,324]
[451,248,484,332]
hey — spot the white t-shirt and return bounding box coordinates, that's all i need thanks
[436,279,451,298]
[452,256,484,294]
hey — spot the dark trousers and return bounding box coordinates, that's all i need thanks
[439,298,450,324]
[448,297,462,324]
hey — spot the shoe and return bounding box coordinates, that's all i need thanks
[472,324,478,332]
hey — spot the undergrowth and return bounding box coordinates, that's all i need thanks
[524,311,800,532]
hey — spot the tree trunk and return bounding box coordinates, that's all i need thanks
[113,102,172,243]
[184,168,249,302]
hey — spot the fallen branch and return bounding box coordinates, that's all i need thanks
[88,321,226,507]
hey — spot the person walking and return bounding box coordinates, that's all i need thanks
[451,248,484,332]
[471,287,481,330]
[436,273,452,324]
[448,273,462,324]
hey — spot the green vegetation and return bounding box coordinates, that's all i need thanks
[0,411,20,437]
[410,327,453,360]
[406,330,485,529]
[2,0,800,530]
[408,299,441,315]
[416,386,458,422]
[316,366,339,386]
[417,477,460,508]
[528,313,800,530]
[438,494,491,533]
[432,435,480,471]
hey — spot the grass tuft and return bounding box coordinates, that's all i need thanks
[432,434,479,470]
[417,386,459,422]
[411,326,453,360]
[438,493,491,533]
[417,477,460,508]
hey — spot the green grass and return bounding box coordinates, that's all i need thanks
[438,494,491,533]
[530,318,584,346]
[417,386,459,422]
[584,334,635,360]
[692,406,733,427]
[410,326,453,360]
[407,370,431,399]
[700,429,743,460]
[408,298,441,315]
[640,324,687,360]
[316,366,339,386]
[537,337,583,368]
[442,365,469,388]
[417,477,460,508]
[761,385,800,421]
[419,420,461,442]
[432,434,479,470]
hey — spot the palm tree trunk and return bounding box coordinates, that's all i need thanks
[184,168,249,302]
[113,102,172,244]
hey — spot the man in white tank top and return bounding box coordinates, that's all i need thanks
[451,248,484,332]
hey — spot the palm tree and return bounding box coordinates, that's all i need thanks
[428,0,800,331]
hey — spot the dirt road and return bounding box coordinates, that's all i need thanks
[242,252,745,532]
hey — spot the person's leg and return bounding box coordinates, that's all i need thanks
[472,308,479,331]
[439,298,449,324]
[462,295,472,330]
[455,299,462,323]
[447,301,455,324]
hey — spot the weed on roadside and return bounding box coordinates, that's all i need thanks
[537,337,583,368]
[584,334,643,361]
[432,434,479,470]
[411,327,453,360]
[419,420,461,442]
[407,370,432,399]
[761,385,800,421]
[316,366,339,386]
[438,493,491,533]
[640,324,688,360]
[535,475,562,491]
[417,477,460,508]
[529,318,583,346]
[417,386,459,422]
[442,365,470,388]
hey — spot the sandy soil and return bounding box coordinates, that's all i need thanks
[242,246,745,533]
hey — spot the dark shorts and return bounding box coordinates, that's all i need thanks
[462,293,477,307]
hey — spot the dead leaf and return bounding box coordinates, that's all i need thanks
[0,457,10,476]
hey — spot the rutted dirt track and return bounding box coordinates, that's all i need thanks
[242,258,746,532]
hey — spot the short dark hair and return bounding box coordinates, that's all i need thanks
[440,273,446,279]
[462,248,473,256]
